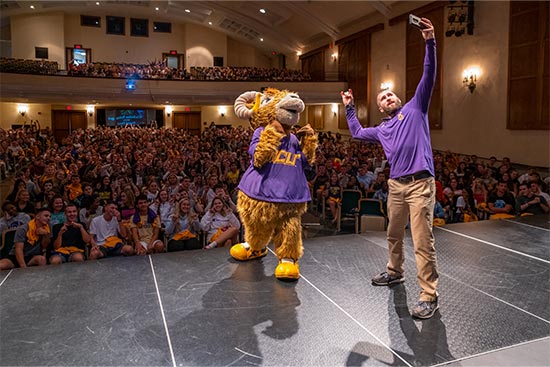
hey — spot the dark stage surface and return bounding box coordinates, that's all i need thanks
[1,215,549,366]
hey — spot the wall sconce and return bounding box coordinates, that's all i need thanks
[165,105,173,117]
[331,104,338,116]
[462,66,480,93]
[331,53,338,62]
[17,104,28,116]
[218,106,227,117]
[380,81,394,91]
[86,105,94,117]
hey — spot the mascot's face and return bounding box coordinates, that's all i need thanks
[261,90,305,127]
[234,88,305,129]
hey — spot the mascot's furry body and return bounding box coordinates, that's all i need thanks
[230,88,318,280]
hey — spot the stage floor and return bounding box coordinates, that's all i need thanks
[1,215,549,366]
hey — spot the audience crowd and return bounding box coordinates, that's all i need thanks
[0,58,59,75]
[1,57,310,82]
[0,122,548,270]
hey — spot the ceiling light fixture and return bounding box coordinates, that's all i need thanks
[30,5,35,9]
[155,7,159,11]
[185,9,190,13]
[260,38,264,42]
[208,21,212,25]
[96,2,100,5]
[259,9,266,14]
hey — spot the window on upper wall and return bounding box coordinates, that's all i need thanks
[213,56,224,67]
[131,18,149,37]
[153,22,171,33]
[81,15,101,28]
[507,1,549,130]
[106,16,125,35]
[35,47,48,59]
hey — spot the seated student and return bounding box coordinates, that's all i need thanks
[48,196,66,227]
[0,208,51,270]
[372,180,389,203]
[516,182,549,216]
[165,198,202,252]
[130,195,164,255]
[5,178,27,203]
[96,175,113,204]
[150,189,175,229]
[79,194,102,229]
[204,183,237,213]
[310,164,330,211]
[323,173,342,224]
[34,179,55,209]
[143,180,160,203]
[433,200,446,226]
[14,189,36,217]
[224,161,241,192]
[369,172,387,196]
[88,201,133,260]
[529,180,550,204]
[471,178,488,219]
[200,196,240,250]
[64,174,83,203]
[162,172,181,199]
[455,188,478,222]
[0,201,31,234]
[50,203,91,264]
[74,182,94,209]
[487,180,516,219]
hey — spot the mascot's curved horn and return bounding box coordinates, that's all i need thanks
[234,91,259,120]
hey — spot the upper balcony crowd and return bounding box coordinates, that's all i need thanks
[0,57,311,81]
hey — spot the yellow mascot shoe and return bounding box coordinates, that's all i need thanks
[275,258,300,280]
[230,243,268,261]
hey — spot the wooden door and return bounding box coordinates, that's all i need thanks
[52,110,87,143]
[186,112,201,136]
[173,112,201,136]
[71,112,87,130]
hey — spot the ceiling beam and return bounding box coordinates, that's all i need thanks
[369,1,392,18]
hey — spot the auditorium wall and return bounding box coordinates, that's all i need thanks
[10,12,271,69]
[227,38,272,69]
[63,14,186,65]
[11,12,65,67]
[184,23,226,67]
[368,1,548,168]
[0,102,53,129]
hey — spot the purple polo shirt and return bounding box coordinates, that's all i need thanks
[238,127,312,203]
[346,38,436,179]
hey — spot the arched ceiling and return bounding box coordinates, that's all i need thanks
[0,0,412,55]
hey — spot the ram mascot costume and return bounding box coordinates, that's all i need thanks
[230,88,318,280]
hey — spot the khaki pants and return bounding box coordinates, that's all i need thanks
[386,176,438,301]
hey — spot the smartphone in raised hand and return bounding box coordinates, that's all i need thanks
[408,14,426,29]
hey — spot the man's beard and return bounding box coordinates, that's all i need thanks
[382,101,402,116]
